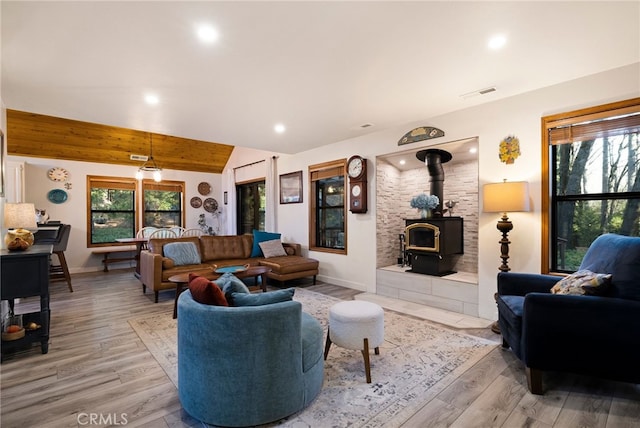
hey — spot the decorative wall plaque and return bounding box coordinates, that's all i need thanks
[398,126,445,146]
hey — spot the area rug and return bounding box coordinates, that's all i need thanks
[129,288,498,427]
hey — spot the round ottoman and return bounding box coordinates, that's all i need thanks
[323,300,384,383]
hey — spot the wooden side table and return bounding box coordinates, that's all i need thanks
[169,266,272,319]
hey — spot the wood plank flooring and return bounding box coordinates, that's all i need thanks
[1,270,638,428]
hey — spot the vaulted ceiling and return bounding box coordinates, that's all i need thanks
[2,1,639,155]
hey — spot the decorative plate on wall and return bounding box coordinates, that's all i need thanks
[203,198,218,213]
[47,189,68,204]
[190,197,203,208]
[198,182,211,196]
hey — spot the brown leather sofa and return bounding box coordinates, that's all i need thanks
[140,235,319,302]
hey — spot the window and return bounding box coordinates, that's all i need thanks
[87,176,137,246]
[309,159,346,253]
[542,98,640,273]
[236,180,265,235]
[141,179,185,228]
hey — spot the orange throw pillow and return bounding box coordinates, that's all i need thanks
[188,273,229,306]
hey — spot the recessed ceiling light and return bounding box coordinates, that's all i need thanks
[197,24,218,43]
[399,160,406,165]
[144,94,159,105]
[469,147,477,154]
[488,34,507,50]
[274,123,286,134]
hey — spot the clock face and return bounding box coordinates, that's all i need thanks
[351,184,361,197]
[48,167,69,182]
[348,157,363,178]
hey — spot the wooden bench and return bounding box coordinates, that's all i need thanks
[92,247,137,272]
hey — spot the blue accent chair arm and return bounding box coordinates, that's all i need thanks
[497,272,559,296]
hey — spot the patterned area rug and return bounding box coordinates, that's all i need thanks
[129,288,498,427]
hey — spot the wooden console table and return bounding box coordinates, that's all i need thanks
[1,245,53,358]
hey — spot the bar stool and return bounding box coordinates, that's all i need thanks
[49,224,73,292]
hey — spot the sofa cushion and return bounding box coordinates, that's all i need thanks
[229,288,295,306]
[200,235,253,261]
[162,257,175,269]
[164,242,201,266]
[251,230,281,257]
[260,256,319,275]
[497,295,524,329]
[188,273,228,306]
[149,236,201,256]
[550,269,612,296]
[216,272,251,298]
[259,239,287,258]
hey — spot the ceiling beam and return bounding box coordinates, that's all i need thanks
[6,109,235,174]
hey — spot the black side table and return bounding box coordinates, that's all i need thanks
[1,245,53,358]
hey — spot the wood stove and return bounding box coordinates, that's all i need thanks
[405,217,463,276]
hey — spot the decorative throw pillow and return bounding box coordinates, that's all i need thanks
[551,269,612,296]
[259,239,287,258]
[163,242,201,266]
[188,274,228,306]
[228,288,295,307]
[221,275,251,301]
[251,230,281,257]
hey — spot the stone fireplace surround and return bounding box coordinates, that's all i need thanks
[375,140,480,316]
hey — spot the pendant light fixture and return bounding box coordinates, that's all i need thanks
[136,134,162,182]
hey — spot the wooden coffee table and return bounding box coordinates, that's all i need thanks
[169,265,272,319]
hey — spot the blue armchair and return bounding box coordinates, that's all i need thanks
[497,233,640,394]
[177,290,324,426]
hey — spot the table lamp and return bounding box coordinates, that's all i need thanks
[4,202,38,250]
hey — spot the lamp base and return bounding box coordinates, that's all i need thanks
[5,229,34,251]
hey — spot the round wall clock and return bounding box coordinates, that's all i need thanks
[48,167,69,182]
[347,156,364,179]
[198,182,211,195]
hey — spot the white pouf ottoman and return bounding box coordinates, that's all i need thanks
[323,300,384,383]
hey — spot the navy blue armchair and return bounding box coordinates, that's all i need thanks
[497,234,640,394]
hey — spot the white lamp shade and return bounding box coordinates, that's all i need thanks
[4,203,37,229]
[483,181,530,213]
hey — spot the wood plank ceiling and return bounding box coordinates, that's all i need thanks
[6,109,235,174]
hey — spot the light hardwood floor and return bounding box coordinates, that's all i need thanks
[1,270,638,428]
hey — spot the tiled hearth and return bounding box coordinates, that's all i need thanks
[375,265,481,317]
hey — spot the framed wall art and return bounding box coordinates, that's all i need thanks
[280,170,303,204]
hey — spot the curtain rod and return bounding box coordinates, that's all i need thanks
[233,159,266,171]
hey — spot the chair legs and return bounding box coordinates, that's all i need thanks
[324,329,380,384]
[526,367,543,395]
[50,250,73,292]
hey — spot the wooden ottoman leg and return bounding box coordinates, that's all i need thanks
[362,338,372,383]
[324,327,332,360]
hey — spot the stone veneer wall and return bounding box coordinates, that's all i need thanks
[376,156,478,273]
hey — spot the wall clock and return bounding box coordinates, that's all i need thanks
[347,155,368,213]
[48,167,69,182]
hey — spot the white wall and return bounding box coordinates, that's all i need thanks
[277,63,640,319]
[5,155,224,273]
